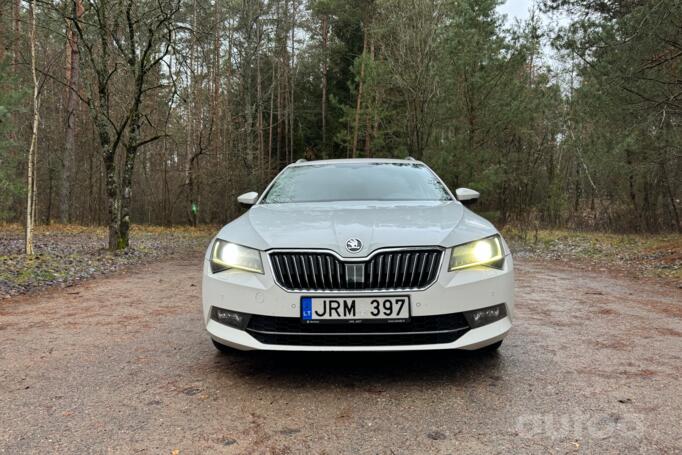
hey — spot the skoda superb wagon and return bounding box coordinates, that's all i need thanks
[202,158,514,352]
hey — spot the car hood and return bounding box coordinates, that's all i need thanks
[215,201,499,258]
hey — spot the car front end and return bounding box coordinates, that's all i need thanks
[202,159,514,352]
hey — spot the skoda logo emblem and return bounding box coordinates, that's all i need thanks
[346,238,363,253]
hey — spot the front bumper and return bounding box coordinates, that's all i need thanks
[202,253,514,351]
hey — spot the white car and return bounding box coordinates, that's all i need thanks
[202,158,514,352]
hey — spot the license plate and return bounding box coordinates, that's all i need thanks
[301,296,410,323]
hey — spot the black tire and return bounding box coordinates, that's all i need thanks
[212,339,234,354]
[477,340,503,353]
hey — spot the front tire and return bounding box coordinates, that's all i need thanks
[477,340,503,352]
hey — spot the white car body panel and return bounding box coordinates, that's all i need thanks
[214,200,501,258]
[202,158,514,351]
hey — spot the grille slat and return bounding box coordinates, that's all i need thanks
[317,256,326,288]
[374,255,382,289]
[272,255,282,282]
[270,249,442,291]
[401,253,410,288]
[294,255,310,288]
[280,257,294,286]
[335,259,342,288]
[428,252,438,281]
[326,256,333,288]
[409,253,418,287]
[417,253,427,286]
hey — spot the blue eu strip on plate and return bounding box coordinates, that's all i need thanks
[301,297,312,320]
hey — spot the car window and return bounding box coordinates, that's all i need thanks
[262,163,452,203]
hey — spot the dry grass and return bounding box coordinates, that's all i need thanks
[503,227,682,281]
[0,222,220,236]
[0,224,217,298]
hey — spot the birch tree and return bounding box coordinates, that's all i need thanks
[25,0,38,255]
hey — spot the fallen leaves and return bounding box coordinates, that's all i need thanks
[504,228,682,283]
[0,225,213,299]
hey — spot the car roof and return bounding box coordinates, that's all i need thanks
[288,158,424,167]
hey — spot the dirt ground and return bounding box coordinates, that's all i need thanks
[0,256,680,454]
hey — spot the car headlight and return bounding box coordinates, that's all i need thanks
[449,235,505,271]
[210,240,264,274]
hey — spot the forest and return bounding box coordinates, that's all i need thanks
[0,0,680,251]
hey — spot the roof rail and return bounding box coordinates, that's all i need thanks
[404,156,417,161]
[295,158,307,163]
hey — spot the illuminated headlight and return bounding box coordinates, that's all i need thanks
[449,235,505,271]
[210,240,263,274]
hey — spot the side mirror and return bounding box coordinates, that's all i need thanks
[455,188,480,206]
[237,191,259,206]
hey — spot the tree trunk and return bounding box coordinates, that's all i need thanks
[61,0,84,224]
[13,0,20,69]
[25,0,39,256]
[224,20,233,218]
[363,39,374,155]
[257,20,264,183]
[212,0,221,121]
[268,61,275,175]
[660,155,681,232]
[211,0,222,191]
[118,112,141,250]
[46,165,54,224]
[277,60,283,165]
[290,0,296,160]
[0,3,4,62]
[104,160,120,250]
[321,13,328,154]
[185,0,198,226]
[352,24,368,158]
[275,0,282,166]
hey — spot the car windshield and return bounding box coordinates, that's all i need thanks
[261,162,452,204]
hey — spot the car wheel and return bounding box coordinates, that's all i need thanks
[477,340,503,352]
[212,339,234,354]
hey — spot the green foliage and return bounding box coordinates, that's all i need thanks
[549,0,682,231]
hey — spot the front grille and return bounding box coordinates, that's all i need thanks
[269,249,443,291]
[246,313,469,347]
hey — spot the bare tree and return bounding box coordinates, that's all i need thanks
[25,0,39,255]
[70,0,179,250]
[60,0,84,224]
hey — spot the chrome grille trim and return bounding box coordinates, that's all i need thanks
[268,247,444,292]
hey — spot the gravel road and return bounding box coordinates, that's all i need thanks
[1,256,680,454]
